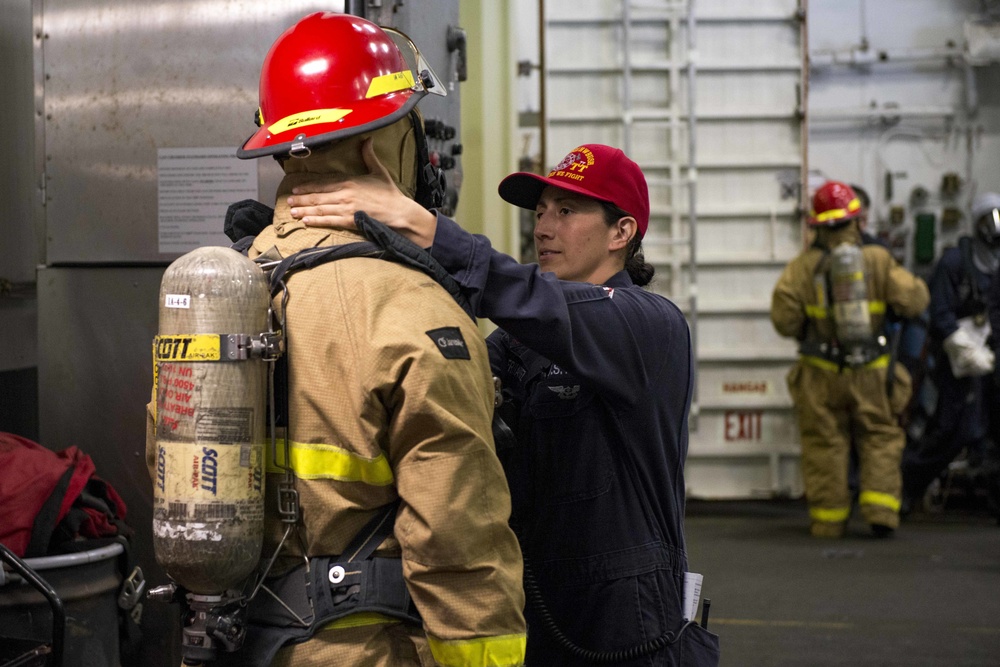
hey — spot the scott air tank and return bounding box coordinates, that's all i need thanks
[152,246,269,595]
[829,242,872,346]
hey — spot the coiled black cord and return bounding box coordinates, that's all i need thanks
[523,556,696,664]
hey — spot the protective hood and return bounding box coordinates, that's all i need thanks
[270,117,417,231]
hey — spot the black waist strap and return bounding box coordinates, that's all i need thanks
[799,338,887,368]
[218,501,420,667]
[238,555,421,666]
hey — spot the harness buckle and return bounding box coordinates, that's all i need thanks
[328,565,346,585]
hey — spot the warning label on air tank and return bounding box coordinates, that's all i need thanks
[154,441,264,521]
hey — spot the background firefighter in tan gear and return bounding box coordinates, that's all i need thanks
[148,13,526,667]
[771,181,929,538]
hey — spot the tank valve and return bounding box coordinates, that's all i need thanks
[147,582,179,604]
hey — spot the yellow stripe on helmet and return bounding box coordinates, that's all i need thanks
[366,70,416,98]
[812,197,862,224]
[267,108,353,136]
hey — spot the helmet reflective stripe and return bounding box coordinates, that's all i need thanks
[267,108,352,135]
[811,197,861,224]
[259,69,414,136]
[366,70,417,98]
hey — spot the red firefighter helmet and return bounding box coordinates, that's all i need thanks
[238,12,443,159]
[809,181,862,227]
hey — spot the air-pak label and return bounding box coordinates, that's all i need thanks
[154,334,221,361]
[154,441,263,501]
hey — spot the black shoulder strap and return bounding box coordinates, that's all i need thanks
[803,247,833,343]
[224,203,473,321]
[339,499,402,563]
[266,241,382,297]
[354,211,474,320]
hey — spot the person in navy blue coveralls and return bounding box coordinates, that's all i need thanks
[902,192,1000,511]
[286,141,721,666]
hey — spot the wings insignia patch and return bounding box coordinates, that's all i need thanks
[546,384,580,400]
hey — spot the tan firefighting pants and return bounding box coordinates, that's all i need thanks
[272,620,435,667]
[787,357,912,533]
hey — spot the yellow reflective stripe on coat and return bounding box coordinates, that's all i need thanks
[428,633,527,667]
[812,197,861,223]
[266,440,394,485]
[805,300,886,320]
[859,490,901,512]
[810,506,851,523]
[800,354,890,372]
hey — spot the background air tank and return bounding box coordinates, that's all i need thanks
[829,242,873,348]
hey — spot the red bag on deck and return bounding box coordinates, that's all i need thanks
[0,432,128,558]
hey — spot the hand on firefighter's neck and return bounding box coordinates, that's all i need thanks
[288,137,437,248]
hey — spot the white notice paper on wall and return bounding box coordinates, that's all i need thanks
[157,147,258,254]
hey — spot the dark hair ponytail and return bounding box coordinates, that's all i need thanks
[600,201,655,287]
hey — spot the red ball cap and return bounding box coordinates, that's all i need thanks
[498,144,650,238]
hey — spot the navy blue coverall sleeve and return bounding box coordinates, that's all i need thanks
[927,248,963,340]
[428,214,686,406]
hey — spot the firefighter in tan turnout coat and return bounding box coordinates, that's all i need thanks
[148,12,526,667]
[771,181,929,538]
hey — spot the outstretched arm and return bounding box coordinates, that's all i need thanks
[287,137,438,247]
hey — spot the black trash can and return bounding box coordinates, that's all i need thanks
[0,542,124,667]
